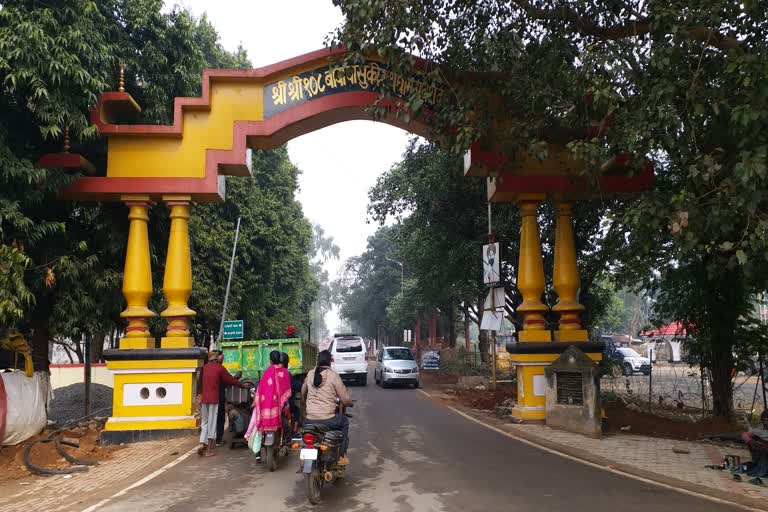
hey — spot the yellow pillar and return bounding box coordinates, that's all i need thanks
[553,202,589,342]
[516,199,551,342]
[159,195,196,349]
[119,195,156,349]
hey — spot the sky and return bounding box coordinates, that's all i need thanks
[167,0,413,330]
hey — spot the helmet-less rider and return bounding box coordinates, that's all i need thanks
[301,350,353,465]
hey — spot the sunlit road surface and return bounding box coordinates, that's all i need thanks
[87,367,742,512]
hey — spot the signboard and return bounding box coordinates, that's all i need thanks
[482,243,501,287]
[421,350,440,370]
[480,286,505,331]
[222,320,244,340]
[264,60,444,120]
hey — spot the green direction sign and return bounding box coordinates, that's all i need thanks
[222,320,244,340]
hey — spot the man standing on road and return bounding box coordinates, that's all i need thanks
[302,350,353,465]
[214,351,241,446]
[199,351,247,457]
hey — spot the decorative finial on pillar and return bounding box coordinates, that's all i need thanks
[119,64,125,93]
[63,127,70,153]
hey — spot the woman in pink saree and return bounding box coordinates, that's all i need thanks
[245,351,292,440]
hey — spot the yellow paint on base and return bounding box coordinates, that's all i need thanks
[514,364,547,421]
[160,337,195,349]
[104,418,197,431]
[107,359,202,370]
[512,406,546,421]
[553,329,590,342]
[119,337,155,349]
[112,372,194,418]
[518,330,553,342]
[510,352,602,364]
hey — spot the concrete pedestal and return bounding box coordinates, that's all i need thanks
[100,347,205,445]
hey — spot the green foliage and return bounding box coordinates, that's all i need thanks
[0,2,316,367]
[332,0,768,417]
[190,148,317,342]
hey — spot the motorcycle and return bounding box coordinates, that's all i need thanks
[298,401,353,505]
[261,402,294,472]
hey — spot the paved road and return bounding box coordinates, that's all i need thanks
[91,370,742,512]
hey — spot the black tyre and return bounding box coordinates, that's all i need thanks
[360,374,368,386]
[623,363,633,376]
[262,446,277,472]
[381,379,389,389]
[306,468,322,505]
[413,381,420,389]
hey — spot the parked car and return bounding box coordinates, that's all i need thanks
[614,347,652,376]
[330,335,368,386]
[374,346,420,388]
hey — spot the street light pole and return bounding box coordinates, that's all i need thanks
[386,257,404,294]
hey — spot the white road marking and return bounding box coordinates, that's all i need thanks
[417,389,761,512]
[80,445,199,512]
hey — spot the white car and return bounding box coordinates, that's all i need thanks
[618,347,652,376]
[330,335,368,386]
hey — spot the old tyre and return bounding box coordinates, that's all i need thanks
[306,468,322,505]
[360,374,367,386]
[623,363,633,377]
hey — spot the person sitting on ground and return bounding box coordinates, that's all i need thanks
[742,410,768,479]
[302,350,353,465]
[199,350,248,457]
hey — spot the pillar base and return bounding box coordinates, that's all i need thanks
[101,425,198,445]
[511,405,546,422]
[518,330,552,342]
[160,336,195,349]
[119,337,155,349]
[554,329,589,342]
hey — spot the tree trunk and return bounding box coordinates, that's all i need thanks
[447,302,456,348]
[463,304,471,351]
[91,333,105,363]
[478,330,490,363]
[28,310,52,370]
[73,336,84,364]
[710,335,735,418]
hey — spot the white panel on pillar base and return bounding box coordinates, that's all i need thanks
[533,375,546,397]
[123,383,183,406]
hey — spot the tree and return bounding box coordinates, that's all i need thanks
[309,224,341,345]
[190,147,317,344]
[337,226,403,342]
[332,0,768,417]
[0,1,276,364]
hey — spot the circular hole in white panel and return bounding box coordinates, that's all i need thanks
[156,387,167,399]
[140,387,150,399]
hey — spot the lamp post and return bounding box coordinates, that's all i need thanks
[385,257,404,294]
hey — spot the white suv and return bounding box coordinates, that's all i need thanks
[330,335,368,386]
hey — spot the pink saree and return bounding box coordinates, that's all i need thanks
[245,364,291,439]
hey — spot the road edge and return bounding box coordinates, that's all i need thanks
[417,389,767,512]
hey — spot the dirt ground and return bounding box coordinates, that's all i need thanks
[603,400,741,440]
[452,384,517,410]
[420,372,459,386]
[0,424,123,482]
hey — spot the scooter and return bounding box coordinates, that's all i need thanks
[298,402,353,505]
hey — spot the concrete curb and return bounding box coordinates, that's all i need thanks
[423,389,767,512]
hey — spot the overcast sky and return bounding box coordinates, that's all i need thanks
[167,0,412,330]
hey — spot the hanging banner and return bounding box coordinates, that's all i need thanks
[482,243,501,287]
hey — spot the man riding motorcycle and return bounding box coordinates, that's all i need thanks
[301,350,353,465]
